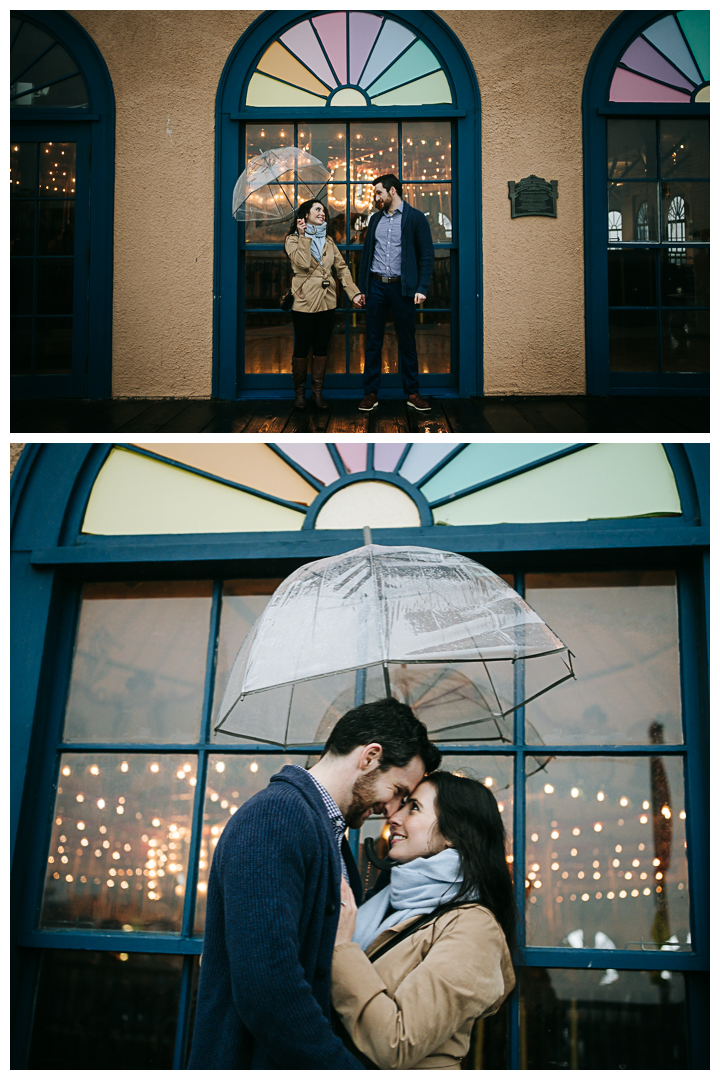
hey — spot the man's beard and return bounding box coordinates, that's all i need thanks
[344,771,383,829]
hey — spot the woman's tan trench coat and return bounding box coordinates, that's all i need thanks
[331,904,515,1070]
[285,234,361,313]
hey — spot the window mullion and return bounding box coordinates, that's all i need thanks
[171,953,196,1069]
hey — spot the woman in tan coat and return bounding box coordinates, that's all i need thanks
[332,771,517,1070]
[285,199,363,409]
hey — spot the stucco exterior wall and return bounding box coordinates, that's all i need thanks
[74,9,619,398]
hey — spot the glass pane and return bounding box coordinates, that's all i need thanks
[608,310,659,371]
[349,122,398,182]
[28,951,183,1069]
[662,309,709,373]
[245,252,291,307]
[464,998,510,1069]
[325,316,348,373]
[10,317,32,375]
[299,121,346,177]
[245,123,293,165]
[519,967,686,1069]
[660,247,709,307]
[36,258,74,314]
[40,752,197,932]
[245,312,292,373]
[20,43,78,91]
[348,312,397,374]
[404,183,452,242]
[37,72,88,108]
[661,181,709,242]
[607,182,658,242]
[607,248,656,307]
[38,199,75,255]
[607,119,657,179]
[194,753,308,932]
[659,118,709,178]
[402,122,452,181]
[525,572,682,744]
[10,200,35,255]
[63,581,213,744]
[416,312,451,374]
[11,259,34,316]
[39,142,76,195]
[211,581,280,732]
[424,249,451,307]
[10,22,55,83]
[525,756,691,950]
[10,141,37,196]
[35,316,73,374]
[349,190,376,244]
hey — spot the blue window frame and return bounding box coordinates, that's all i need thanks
[10,11,115,400]
[583,11,710,397]
[11,443,708,1068]
[214,11,483,400]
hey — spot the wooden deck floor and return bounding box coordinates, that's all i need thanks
[11,395,709,435]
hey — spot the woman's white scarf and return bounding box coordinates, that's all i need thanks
[305,221,327,263]
[352,848,465,953]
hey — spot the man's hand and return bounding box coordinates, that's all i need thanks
[334,877,358,946]
[297,218,307,235]
[352,294,364,308]
[414,293,426,305]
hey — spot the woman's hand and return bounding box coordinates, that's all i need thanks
[297,218,307,235]
[335,877,358,946]
[352,293,364,308]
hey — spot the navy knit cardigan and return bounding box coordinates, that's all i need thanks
[358,200,435,298]
[187,765,365,1070]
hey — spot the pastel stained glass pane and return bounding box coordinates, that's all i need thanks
[366,40,440,97]
[421,444,574,504]
[374,444,407,473]
[372,71,453,107]
[132,444,317,506]
[360,21,416,88]
[431,444,681,525]
[609,68,691,103]
[399,443,461,484]
[315,481,420,530]
[312,12,347,84]
[275,443,339,485]
[676,10,709,81]
[280,21,337,88]
[211,581,280,731]
[642,16,703,84]
[619,37,695,92]
[246,72,326,109]
[349,12,383,84]
[257,42,332,96]
[82,448,306,535]
[336,443,367,473]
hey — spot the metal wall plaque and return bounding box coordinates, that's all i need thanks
[508,174,558,218]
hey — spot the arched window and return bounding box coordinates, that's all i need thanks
[10,11,114,399]
[584,10,709,394]
[214,11,482,400]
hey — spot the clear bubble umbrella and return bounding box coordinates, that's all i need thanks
[232,146,332,222]
[215,543,575,748]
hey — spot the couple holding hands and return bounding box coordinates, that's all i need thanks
[285,174,434,413]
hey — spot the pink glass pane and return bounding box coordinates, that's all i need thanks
[620,38,695,92]
[280,21,337,88]
[360,21,415,89]
[313,12,347,85]
[336,444,367,474]
[349,12,383,84]
[275,443,339,486]
[374,444,407,473]
[609,69,692,103]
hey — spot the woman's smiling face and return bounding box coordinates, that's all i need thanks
[387,780,449,864]
[305,202,326,226]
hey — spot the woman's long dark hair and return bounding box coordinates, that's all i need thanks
[285,198,325,241]
[424,770,518,955]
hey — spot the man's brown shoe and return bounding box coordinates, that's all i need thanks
[407,393,431,412]
[358,392,379,412]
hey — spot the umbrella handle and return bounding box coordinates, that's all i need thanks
[364,836,395,871]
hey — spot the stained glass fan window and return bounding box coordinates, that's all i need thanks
[245,12,453,108]
[609,11,709,103]
[10,16,89,109]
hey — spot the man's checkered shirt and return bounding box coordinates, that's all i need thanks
[289,765,349,881]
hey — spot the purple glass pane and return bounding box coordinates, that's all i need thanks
[280,21,337,88]
[275,443,339,485]
[336,443,367,474]
[620,38,695,92]
[399,444,461,484]
[642,16,702,85]
[374,444,407,473]
[609,68,691,104]
[349,12,383,84]
[360,21,416,89]
[313,12,347,85]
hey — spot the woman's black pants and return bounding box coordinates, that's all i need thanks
[291,309,336,356]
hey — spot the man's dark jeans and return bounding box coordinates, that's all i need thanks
[363,277,419,396]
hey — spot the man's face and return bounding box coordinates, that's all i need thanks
[344,754,426,829]
[374,183,392,211]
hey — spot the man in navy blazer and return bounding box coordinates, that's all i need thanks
[188,698,441,1070]
[356,174,434,413]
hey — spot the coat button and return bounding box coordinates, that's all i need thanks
[326,901,337,915]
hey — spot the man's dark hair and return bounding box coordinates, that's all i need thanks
[323,697,440,773]
[373,173,402,199]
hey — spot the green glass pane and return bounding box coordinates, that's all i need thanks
[366,40,440,97]
[371,70,452,106]
[421,444,574,504]
[676,10,709,81]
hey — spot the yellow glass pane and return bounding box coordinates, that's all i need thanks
[315,481,420,529]
[257,42,332,97]
[246,72,327,108]
[132,444,317,506]
[432,444,681,526]
[82,449,306,535]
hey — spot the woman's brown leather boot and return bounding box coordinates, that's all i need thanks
[311,355,330,409]
[291,355,308,409]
